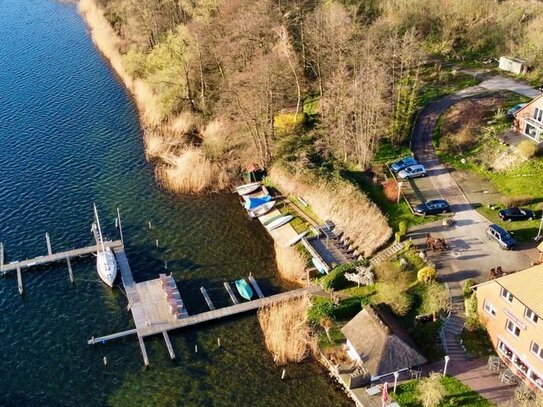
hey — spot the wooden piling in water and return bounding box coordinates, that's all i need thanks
[16,266,23,295]
[223,282,239,304]
[162,331,176,360]
[0,242,4,272]
[67,257,74,284]
[200,287,215,310]
[138,335,149,367]
[45,233,52,256]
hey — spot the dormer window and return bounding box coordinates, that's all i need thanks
[501,288,514,303]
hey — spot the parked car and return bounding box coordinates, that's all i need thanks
[390,156,418,172]
[398,164,427,179]
[507,103,528,118]
[486,224,516,250]
[498,207,535,222]
[414,199,451,216]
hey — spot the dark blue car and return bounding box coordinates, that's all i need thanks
[486,224,516,250]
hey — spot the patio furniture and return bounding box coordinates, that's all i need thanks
[499,369,517,384]
[487,355,501,372]
[409,366,422,379]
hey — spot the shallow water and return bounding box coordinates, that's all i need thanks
[0,1,351,406]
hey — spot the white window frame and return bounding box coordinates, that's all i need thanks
[531,342,543,360]
[484,300,497,317]
[506,319,521,338]
[525,308,539,324]
[501,288,514,303]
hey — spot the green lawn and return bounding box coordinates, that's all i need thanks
[392,376,495,407]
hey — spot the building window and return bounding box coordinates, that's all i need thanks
[506,320,521,338]
[525,308,539,324]
[534,107,543,122]
[501,288,514,303]
[484,300,497,317]
[532,342,543,360]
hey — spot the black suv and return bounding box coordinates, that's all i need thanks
[486,224,516,250]
[414,199,450,216]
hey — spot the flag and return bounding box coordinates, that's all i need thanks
[382,382,389,406]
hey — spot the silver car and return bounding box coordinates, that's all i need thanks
[398,164,427,179]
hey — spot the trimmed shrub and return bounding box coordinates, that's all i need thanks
[463,279,476,298]
[417,266,437,283]
[307,297,335,325]
[517,140,537,159]
[331,297,368,320]
[501,195,534,208]
[399,221,407,235]
[321,261,368,290]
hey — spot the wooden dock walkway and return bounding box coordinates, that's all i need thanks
[248,275,264,299]
[200,287,215,310]
[223,282,239,304]
[0,240,123,274]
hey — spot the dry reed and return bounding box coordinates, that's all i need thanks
[274,243,306,284]
[270,166,391,256]
[78,0,162,125]
[157,147,230,193]
[257,296,316,365]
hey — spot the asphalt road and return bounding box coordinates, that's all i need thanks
[408,76,540,283]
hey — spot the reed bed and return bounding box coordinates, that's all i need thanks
[257,296,316,365]
[270,166,391,256]
[274,243,306,284]
[157,147,230,193]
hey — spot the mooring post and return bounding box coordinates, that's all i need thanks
[45,233,52,256]
[16,266,23,295]
[217,338,221,348]
[281,369,286,380]
[67,257,74,284]
[194,344,198,353]
[148,221,152,229]
[155,239,159,248]
[164,260,168,270]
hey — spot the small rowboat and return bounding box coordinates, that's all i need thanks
[235,278,253,301]
[236,182,261,196]
[266,215,293,231]
[248,201,276,218]
[244,195,272,210]
[263,213,283,226]
[284,230,309,247]
[312,257,327,274]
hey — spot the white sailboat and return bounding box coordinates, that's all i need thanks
[92,204,118,287]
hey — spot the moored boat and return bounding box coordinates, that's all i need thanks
[285,230,309,247]
[236,182,261,196]
[266,215,293,231]
[244,195,272,210]
[93,204,118,287]
[235,278,253,301]
[312,257,327,274]
[248,201,276,218]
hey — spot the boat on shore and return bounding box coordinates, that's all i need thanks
[285,230,309,247]
[312,257,327,274]
[92,204,118,287]
[236,182,261,196]
[248,201,276,218]
[244,195,272,210]
[235,278,253,301]
[266,215,293,231]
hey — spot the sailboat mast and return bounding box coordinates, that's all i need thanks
[93,203,107,254]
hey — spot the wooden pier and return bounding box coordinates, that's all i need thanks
[0,239,123,275]
[200,287,215,310]
[248,275,264,299]
[223,282,239,304]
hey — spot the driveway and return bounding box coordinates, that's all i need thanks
[409,76,539,283]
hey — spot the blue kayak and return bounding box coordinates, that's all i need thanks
[235,278,254,301]
[244,195,272,210]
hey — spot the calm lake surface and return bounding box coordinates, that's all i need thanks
[0,1,351,406]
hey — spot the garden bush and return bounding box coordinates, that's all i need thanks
[517,140,538,159]
[463,279,476,298]
[322,261,368,290]
[417,266,437,283]
[331,296,368,320]
[307,297,334,325]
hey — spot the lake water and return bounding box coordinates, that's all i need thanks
[0,1,351,406]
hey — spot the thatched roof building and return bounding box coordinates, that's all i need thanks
[341,306,427,379]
